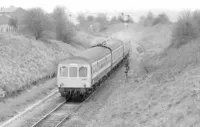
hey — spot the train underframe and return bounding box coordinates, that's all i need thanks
[59,53,130,101]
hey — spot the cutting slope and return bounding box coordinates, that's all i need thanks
[0,33,79,95]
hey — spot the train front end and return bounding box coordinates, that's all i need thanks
[57,57,91,97]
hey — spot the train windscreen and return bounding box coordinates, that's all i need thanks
[79,66,87,77]
[60,66,87,78]
[69,67,78,77]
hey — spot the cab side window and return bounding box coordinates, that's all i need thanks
[79,66,87,77]
[60,66,68,77]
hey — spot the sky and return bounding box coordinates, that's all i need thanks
[2,0,200,13]
[1,0,200,22]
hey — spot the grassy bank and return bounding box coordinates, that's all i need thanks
[141,11,200,84]
[0,32,92,97]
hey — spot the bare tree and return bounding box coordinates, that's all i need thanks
[146,12,155,21]
[52,6,73,43]
[87,15,95,22]
[96,13,108,24]
[23,8,50,40]
[139,12,155,26]
[110,16,119,24]
[95,13,109,31]
[171,11,199,48]
[153,13,170,25]
[77,13,87,26]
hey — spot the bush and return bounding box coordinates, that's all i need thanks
[171,11,199,48]
[152,13,170,25]
[139,52,159,74]
[139,12,170,26]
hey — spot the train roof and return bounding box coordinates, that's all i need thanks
[59,46,110,65]
[75,46,110,63]
[92,38,123,50]
[59,38,123,65]
[59,57,89,65]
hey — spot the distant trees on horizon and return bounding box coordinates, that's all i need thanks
[139,11,171,26]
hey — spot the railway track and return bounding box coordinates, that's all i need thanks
[29,100,74,127]
[29,88,99,127]
[28,57,127,127]
[28,85,100,127]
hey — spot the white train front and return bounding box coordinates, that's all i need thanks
[57,38,131,98]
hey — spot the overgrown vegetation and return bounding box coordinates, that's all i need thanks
[170,11,200,48]
[22,7,74,42]
[8,18,18,29]
[152,13,170,25]
[23,8,51,40]
[139,10,200,85]
[139,12,170,26]
[52,6,74,43]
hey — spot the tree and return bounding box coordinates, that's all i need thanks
[23,8,50,40]
[128,15,134,23]
[77,13,86,26]
[139,16,145,22]
[95,13,109,31]
[143,12,155,26]
[139,12,155,26]
[52,6,73,43]
[87,15,95,22]
[146,12,155,21]
[9,18,18,29]
[153,13,170,25]
[96,13,108,24]
[110,16,119,24]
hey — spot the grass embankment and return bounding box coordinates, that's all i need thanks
[134,18,200,126]
[0,31,94,97]
[88,23,200,126]
[142,11,200,83]
[87,12,200,127]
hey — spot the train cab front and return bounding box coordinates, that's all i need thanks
[57,61,91,97]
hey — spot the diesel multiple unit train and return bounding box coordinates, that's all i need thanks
[57,38,131,98]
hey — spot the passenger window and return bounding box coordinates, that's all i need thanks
[79,66,87,77]
[60,66,68,77]
[69,67,77,77]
